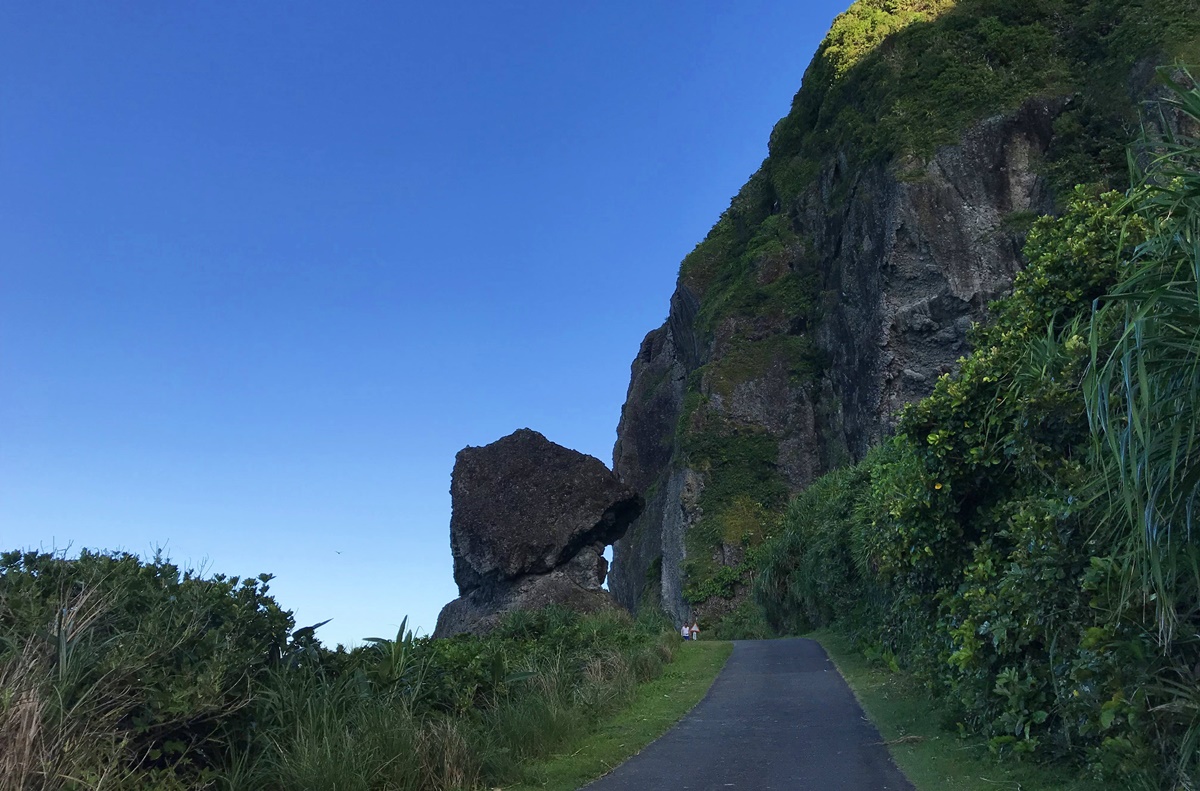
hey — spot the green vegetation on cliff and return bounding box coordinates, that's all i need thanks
[686,0,1200,291]
[753,76,1200,786]
[768,0,1200,198]
[667,0,1200,624]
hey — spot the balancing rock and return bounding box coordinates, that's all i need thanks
[433,428,643,637]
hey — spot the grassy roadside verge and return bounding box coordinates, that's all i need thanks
[507,640,734,791]
[810,630,1106,791]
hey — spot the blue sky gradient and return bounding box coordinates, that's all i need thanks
[1,1,845,644]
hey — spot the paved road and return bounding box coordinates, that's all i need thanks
[583,638,913,791]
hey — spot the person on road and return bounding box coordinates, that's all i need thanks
[688,621,700,641]
[680,622,690,640]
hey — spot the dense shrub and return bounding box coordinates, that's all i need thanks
[755,460,881,636]
[707,599,773,641]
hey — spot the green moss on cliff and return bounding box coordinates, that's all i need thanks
[707,335,824,399]
[691,215,818,332]
[768,0,1200,205]
[679,416,789,603]
[683,428,788,516]
[681,175,787,310]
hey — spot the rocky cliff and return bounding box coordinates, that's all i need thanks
[609,0,1200,626]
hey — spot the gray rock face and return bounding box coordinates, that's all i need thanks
[816,99,1060,460]
[610,99,1063,623]
[434,429,643,637]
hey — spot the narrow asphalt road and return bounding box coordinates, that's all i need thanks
[583,638,914,791]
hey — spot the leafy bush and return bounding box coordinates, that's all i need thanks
[708,600,773,641]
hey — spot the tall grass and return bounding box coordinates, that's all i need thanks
[0,550,679,791]
[0,586,178,791]
[1079,66,1200,790]
[235,610,677,791]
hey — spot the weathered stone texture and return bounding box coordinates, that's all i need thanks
[435,429,643,638]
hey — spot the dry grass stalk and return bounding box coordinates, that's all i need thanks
[418,719,478,791]
[0,639,50,791]
[0,587,141,791]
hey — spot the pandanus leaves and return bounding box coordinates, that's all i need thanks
[1085,68,1200,645]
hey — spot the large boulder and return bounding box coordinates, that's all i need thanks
[433,429,643,637]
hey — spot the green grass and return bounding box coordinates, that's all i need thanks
[506,640,733,791]
[810,629,1106,791]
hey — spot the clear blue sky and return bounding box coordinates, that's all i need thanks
[1,1,844,645]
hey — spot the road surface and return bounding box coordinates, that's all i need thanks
[583,638,914,791]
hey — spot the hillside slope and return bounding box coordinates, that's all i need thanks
[610,0,1200,626]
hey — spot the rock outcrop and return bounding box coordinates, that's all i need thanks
[434,429,643,637]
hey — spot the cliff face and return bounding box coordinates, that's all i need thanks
[609,0,1200,625]
[612,100,1058,622]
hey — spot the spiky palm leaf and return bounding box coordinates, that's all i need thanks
[1086,69,1200,647]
